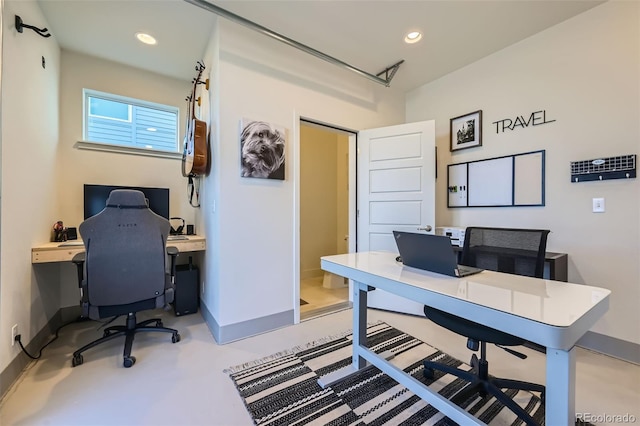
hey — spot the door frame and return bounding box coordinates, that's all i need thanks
[293,115,357,324]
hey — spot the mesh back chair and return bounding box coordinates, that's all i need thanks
[461,227,550,278]
[423,227,550,426]
[71,190,180,368]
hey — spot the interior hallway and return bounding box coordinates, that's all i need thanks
[0,308,638,425]
[300,275,350,320]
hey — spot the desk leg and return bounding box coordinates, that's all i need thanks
[546,347,576,425]
[352,281,368,369]
[317,281,372,388]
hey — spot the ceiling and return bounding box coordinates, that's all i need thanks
[36,0,604,93]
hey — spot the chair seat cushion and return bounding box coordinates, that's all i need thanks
[423,305,525,346]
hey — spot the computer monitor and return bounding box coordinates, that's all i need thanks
[83,184,170,219]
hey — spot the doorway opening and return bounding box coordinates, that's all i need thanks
[299,120,354,320]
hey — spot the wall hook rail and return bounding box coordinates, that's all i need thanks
[15,15,52,38]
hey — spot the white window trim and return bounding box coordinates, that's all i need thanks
[75,140,183,160]
[82,88,180,154]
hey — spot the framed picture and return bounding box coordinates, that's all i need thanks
[240,118,286,180]
[450,110,482,152]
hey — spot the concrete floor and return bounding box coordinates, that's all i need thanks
[1,308,638,425]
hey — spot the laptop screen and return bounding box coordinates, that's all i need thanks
[393,231,463,277]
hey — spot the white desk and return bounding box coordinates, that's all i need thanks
[320,251,610,426]
[31,235,206,264]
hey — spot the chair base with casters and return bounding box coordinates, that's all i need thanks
[72,312,180,368]
[423,306,545,426]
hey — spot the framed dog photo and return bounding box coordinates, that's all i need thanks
[450,110,482,152]
[240,118,286,180]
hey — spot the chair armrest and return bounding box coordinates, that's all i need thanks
[71,252,85,288]
[72,252,85,264]
[167,246,179,279]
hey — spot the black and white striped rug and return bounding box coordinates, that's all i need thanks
[225,322,579,425]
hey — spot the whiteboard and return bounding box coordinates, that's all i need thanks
[468,157,513,206]
[447,163,468,207]
[447,150,545,208]
[514,152,544,205]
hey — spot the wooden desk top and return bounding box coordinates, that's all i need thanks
[31,235,206,264]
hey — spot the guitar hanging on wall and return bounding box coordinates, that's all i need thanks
[182,61,209,178]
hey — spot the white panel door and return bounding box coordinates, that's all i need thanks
[357,121,436,315]
[358,121,435,251]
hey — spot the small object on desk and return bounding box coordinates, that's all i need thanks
[58,241,84,247]
[186,224,194,235]
[52,220,67,242]
[67,227,78,240]
[167,235,188,241]
[170,217,185,235]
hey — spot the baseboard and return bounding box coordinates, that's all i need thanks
[0,308,73,401]
[200,300,294,344]
[577,331,640,364]
[300,268,324,280]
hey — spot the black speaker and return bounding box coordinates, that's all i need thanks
[186,224,195,235]
[174,257,199,316]
[67,227,78,240]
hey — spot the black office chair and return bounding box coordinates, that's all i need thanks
[71,189,181,368]
[423,227,550,426]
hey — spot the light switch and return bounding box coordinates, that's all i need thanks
[592,198,605,213]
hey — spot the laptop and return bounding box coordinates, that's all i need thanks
[393,231,483,277]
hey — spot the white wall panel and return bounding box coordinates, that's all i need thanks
[369,232,397,252]
[370,133,421,162]
[370,167,421,193]
[370,201,421,225]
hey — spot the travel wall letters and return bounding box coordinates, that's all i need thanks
[492,110,556,133]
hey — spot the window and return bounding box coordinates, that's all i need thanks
[83,89,179,154]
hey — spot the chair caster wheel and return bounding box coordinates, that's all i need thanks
[172,333,181,343]
[157,320,163,328]
[423,366,435,379]
[72,354,83,367]
[123,356,136,368]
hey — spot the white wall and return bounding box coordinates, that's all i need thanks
[406,1,640,345]
[1,17,199,373]
[0,0,61,372]
[55,51,197,307]
[202,19,405,340]
[57,50,195,230]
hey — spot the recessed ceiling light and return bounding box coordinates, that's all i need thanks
[404,31,422,44]
[135,32,157,45]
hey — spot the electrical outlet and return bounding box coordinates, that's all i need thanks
[592,197,605,213]
[11,324,18,347]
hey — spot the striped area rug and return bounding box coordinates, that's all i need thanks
[225,322,557,425]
